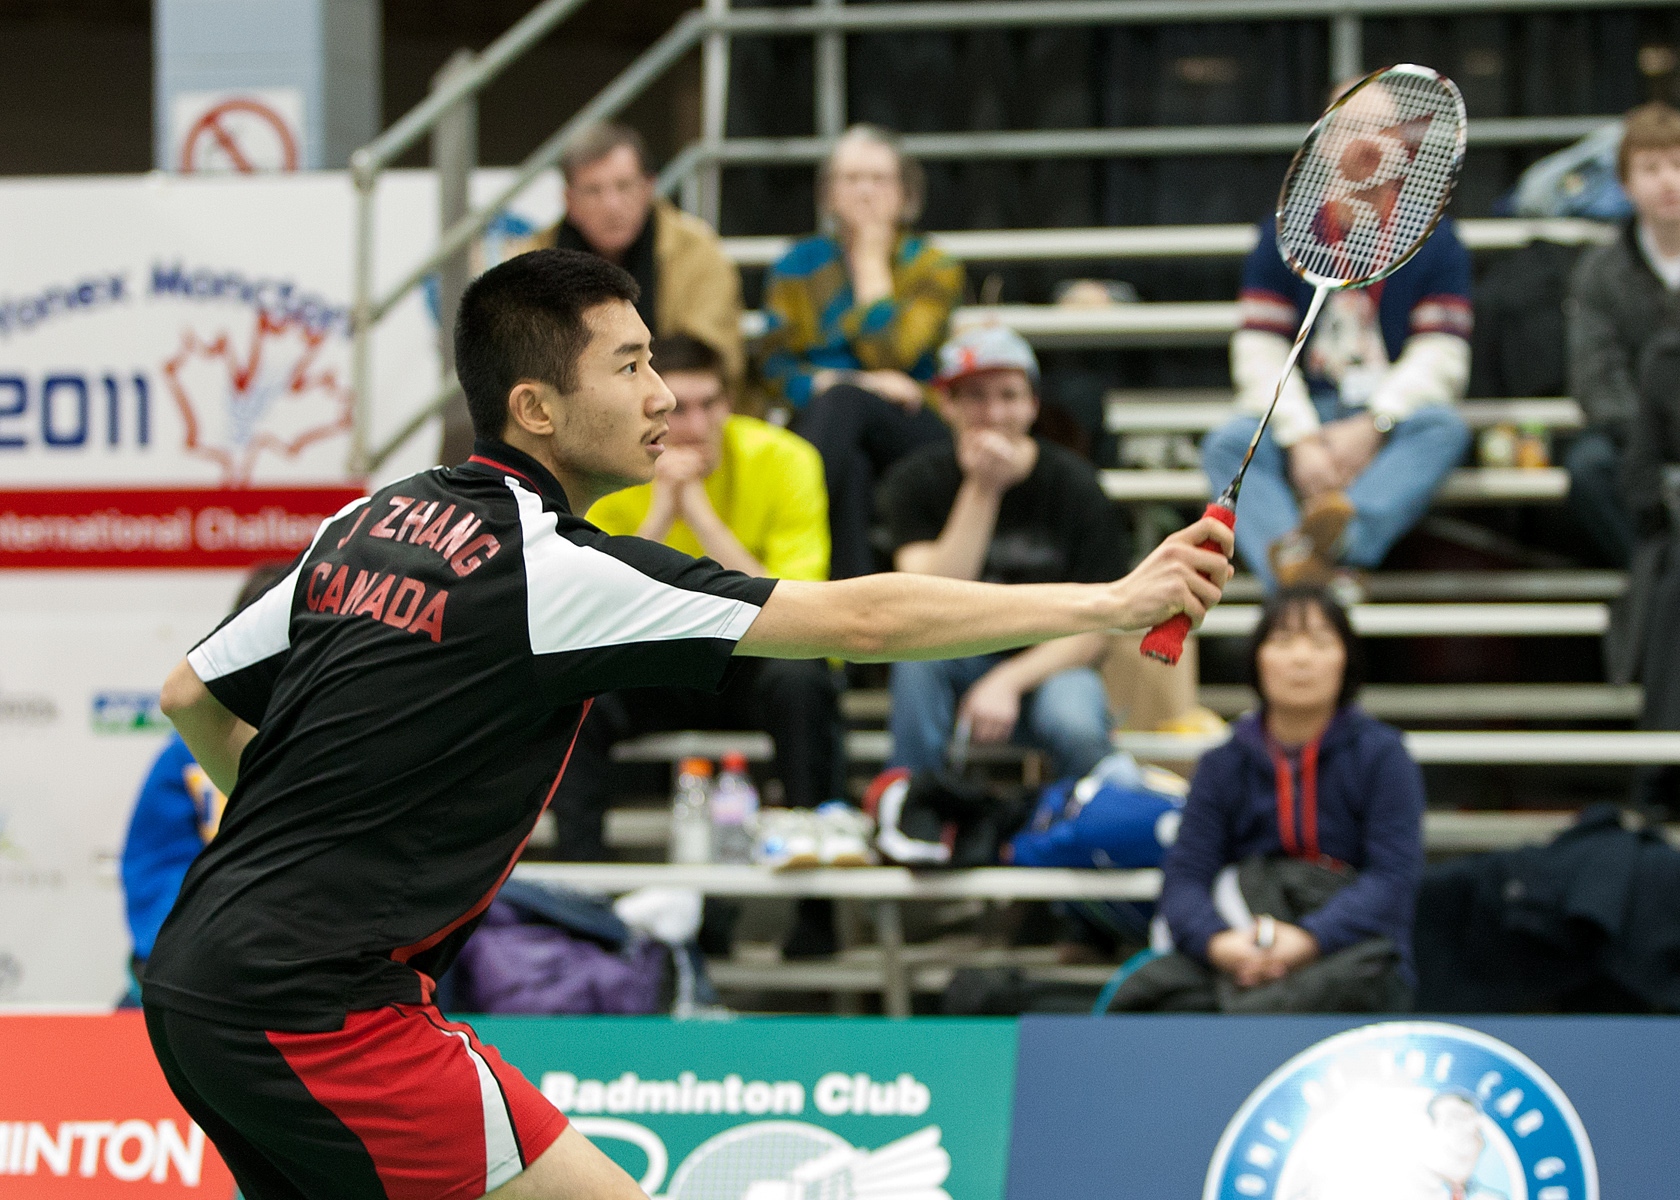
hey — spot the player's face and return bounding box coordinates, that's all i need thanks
[661,368,730,475]
[1256,600,1346,714]
[944,369,1038,440]
[1625,146,1680,226]
[563,146,656,260]
[544,299,674,499]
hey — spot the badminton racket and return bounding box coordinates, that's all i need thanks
[1140,63,1468,664]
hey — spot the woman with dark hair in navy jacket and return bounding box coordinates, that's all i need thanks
[1159,586,1426,995]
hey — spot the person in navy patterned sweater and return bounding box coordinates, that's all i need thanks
[1201,219,1474,593]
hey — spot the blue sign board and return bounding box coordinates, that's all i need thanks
[1007,1015,1680,1200]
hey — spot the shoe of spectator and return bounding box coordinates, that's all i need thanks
[754,808,820,871]
[814,801,874,867]
[1299,490,1355,556]
[1269,491,1355,587]
[1268,530,1333,588]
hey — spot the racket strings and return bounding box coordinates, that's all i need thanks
[1279,66,1465,288]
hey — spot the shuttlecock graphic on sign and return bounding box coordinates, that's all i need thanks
[161,309,353,485]
[740,1126,952,1200]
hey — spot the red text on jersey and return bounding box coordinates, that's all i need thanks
[367,497,501,578]
[304,564,449,643]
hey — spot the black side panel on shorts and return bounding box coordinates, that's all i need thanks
[145,1006,386,1200]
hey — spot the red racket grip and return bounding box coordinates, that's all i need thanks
[1138,502,1236,666]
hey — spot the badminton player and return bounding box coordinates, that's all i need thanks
[144,248,1232,1200]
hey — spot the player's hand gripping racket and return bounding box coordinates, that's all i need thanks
[1139,63,1467,664]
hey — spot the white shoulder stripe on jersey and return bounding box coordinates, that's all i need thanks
[507,478,761,656]
[186,496,371,683]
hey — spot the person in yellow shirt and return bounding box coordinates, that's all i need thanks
[549,334,840,862]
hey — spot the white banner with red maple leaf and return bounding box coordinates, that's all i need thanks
[0,171,557,1004]
[0,169,559,568]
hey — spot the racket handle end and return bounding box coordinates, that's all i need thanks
[1138,501,1237,666]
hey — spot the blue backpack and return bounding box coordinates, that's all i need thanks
[1009,754,1187,869]
[1500,121,1632,220]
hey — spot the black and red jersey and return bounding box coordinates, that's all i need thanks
[144,441,775,1031]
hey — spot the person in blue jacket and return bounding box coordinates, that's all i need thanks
[119,563,289,1003]
[1159,586,1426,992]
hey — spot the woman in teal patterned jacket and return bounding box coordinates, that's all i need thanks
[758,125,965,577]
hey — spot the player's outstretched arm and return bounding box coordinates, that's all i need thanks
[736,516,1233,662]
[159,659,257,795]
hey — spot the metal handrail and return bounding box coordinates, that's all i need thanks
[712,0,1676,31]
[369,12,707,331]
[349,9,707,474]
[350,0,595,185]
[349,0,1662,476]
[718,217,1614,267]
[668,115,1612,173]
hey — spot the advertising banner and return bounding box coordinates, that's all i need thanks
[0,168,555,1001]
[1007,1014,1680,1200]
[0,1013,234,1196]
[0,571,239,1004]
[0,487,364,569]
[0,169,557,566]
[475,1015,1019,1200]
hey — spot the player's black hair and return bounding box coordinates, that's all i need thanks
[652,333,724,381]
[454,248,641,441]
[1246,585,1364,710]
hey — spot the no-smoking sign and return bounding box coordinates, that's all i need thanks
[170,87,306,174]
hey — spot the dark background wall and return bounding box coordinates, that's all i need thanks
[0,0,699,177]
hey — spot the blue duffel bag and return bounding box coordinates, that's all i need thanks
[1008,753,1188,870]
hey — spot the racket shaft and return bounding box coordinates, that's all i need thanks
[1139,502,1236,665]
[1234,283,1331,491]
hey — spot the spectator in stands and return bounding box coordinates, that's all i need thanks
[880,325,1129,780]
[554,334,839,860]
[1201,199,1473,593]
[1619,316,1680,811]
[119,563,290,1004]
[1158,587,1425,1004]
[549,122,744,390]
[1566,100,1680,569]
[760,124,965,578]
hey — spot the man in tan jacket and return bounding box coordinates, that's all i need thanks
[548,122,744,391]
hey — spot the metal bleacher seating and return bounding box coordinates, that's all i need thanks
[357,0,1671,1012]
[1100,393,1580,504]
[586,217,1662,877]
[585,216,1669,883]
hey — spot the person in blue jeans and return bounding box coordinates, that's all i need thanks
[878,325,1130,779]
[1202,219,1474,592]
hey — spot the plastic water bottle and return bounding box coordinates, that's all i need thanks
[710,751,760,865]
[670,758,714,864]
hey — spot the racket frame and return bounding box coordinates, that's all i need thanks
[1229,62,1468,504]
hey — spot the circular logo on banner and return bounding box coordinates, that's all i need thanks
[1205,1022,1597,1200]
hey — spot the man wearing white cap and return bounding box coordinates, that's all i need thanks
[878,324,1130,778]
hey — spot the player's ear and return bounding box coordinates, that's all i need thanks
[505,381,557,438]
